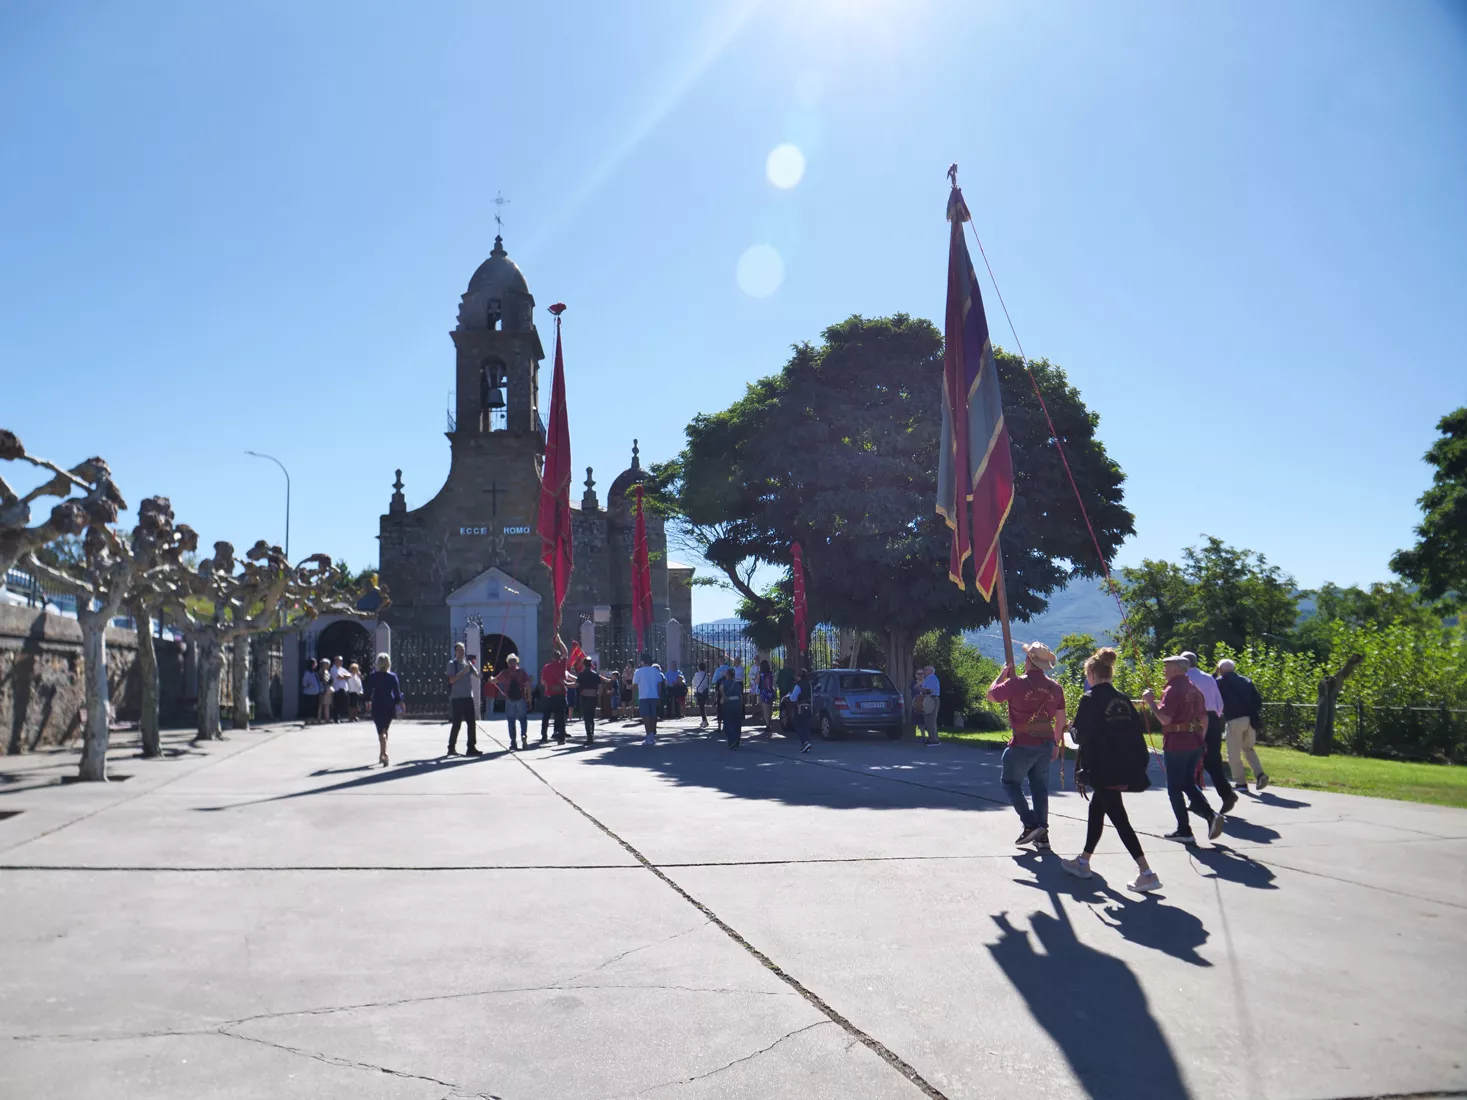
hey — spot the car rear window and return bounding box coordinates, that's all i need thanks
[836,672,896,693]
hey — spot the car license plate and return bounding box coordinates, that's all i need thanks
[859,701,885,710]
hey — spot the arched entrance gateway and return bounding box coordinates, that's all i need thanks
[480,632,520,677]
[314,620,374,672]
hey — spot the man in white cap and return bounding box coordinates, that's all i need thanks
[987,642,1067,849]
[1182,650,1237,814]
[1143,655,1225,842]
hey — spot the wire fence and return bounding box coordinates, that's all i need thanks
[1257,701,1467,763]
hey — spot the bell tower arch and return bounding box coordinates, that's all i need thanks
[452,235,544,438]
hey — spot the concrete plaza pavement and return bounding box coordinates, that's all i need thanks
[1,713,1464,1100]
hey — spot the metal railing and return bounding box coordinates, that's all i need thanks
[1256,700,1467,763]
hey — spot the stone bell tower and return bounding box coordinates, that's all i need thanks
[451,234,545,443]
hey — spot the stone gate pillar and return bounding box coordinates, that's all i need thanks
[666,619,682,669]
[374,621,391,664]
[579,618,597,668]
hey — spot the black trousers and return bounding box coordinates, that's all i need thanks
[448,697,477,752]
[1203,713,1234,802]
[331,690,348,722]
[695,690,708,722]
[541,694,567,741]
[580,701,597,739]
[1084,788,1144,860]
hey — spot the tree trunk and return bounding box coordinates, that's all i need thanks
[885,627,917,738]
[1311,653,1365,756]
[194,638,224,741]
[135,608,161,758]
[839,627,861,669]
[77,611,112,781]
[230,638,250,730]
[251,635,274,722]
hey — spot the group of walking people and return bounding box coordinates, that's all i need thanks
[330,636,1277,884]
[986,640,1272,894]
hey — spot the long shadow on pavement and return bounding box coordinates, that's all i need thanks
[580,728,1019,813]
[1188,845,1278,890]
[194,751,512,811]
[1016,854,1214,967]
[989,892,1193,1100]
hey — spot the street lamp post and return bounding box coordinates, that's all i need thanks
[245,451,290,560]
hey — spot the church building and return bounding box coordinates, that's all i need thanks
[376,235,693,676]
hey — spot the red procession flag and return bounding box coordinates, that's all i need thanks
[790,541,808,652]
[538,304,574,630]
[936,181,1015,599]
[630,484,653,651]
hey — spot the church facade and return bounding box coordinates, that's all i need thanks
[376,235,692,675]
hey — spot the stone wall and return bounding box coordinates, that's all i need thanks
[0,604,188,754]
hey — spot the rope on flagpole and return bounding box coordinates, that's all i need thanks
[950,166,1161,760]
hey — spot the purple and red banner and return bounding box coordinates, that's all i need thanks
[630,485,653,650]
[538,305,574,630]
[936,186,1015,599]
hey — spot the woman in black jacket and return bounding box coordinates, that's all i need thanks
[1060,648,1161,893]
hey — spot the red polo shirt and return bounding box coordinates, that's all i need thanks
[990,669,1067,748]
[1159,676,1206,752]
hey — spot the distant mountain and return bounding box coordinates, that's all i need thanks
[964,580,1123,662]
[697,583,1122,661]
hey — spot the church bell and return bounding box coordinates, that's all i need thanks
[486,387,506,409]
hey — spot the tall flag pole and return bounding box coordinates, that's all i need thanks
[936,165,1017,667]
[539,303,574,635]
[790,541,808,659]
[630,485,653,652]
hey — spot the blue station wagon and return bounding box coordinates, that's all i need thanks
[810,669,905,740]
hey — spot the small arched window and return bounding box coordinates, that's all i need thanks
[487,298,502,331]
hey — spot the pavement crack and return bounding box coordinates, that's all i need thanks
[217,1023,469,1090]
[559,919,712,984]
[625,1020,831,1096]
[499,738,953,1100]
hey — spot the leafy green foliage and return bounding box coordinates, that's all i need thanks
[1391,406,1467,610]
[1119,536,1297,658]
[651,314,1133,652]
[1292,581,1443,660]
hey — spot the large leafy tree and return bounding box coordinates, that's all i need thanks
[1119,536,1297,658]
[1391,406,1466,610]
[652,314,1132,693]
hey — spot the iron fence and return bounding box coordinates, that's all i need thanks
[684,623,844,678]
[1257,701,1467,763]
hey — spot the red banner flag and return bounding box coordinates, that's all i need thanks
[790,541,808,652]
[936,185,1015,598]
[630,484,653,651]
[539,304,574,629]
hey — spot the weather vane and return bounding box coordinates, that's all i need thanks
[493,191,510,233]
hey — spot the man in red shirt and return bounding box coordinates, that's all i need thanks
[494,654,533,750]
[988,641,1068,850]
[539,637,574,745]
[1143,655,1225,843]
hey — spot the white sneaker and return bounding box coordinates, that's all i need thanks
[1209,814,1226,841]
[1128,870,1162,893]
[1060,857,1092,879]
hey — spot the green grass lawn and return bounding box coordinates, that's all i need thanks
[935,728,1467,809]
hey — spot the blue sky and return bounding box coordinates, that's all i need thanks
[3,0,1464,622]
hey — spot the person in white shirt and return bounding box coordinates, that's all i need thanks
[346,663,364,722]
[329,656,352,724]
[632,653,666,745]
[1182,650,1237,814]
[691,662,711,729]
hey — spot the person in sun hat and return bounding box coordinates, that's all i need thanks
[987,641,1068,851]
[1144,655,1225,844]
